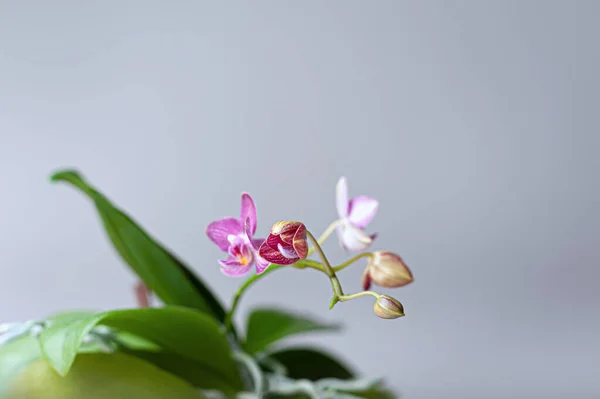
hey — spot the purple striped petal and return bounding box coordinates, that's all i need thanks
[206,217,243,251]
[347,196,379,228]
[255,255,271,274]
[240,193,257,237]
[259,241,298,265]
[292,224,308,259]
[336,177,349,218]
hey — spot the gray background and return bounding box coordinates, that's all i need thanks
[0,1,598,398]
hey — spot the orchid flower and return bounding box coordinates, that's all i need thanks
[206,193,270,276]
[259,221,308,265]
[335,177,378,251]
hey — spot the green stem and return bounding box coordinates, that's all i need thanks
[224,259,321,334]
[333,252,372,273]
[338,290,380,302]
[306,230,344,299]
[306,220,341,256]
[224,265,281,333]
[291,259,326,273]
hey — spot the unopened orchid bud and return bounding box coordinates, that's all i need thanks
[259,220,308,265]
[362,251,413,290]
[373,295,405,319]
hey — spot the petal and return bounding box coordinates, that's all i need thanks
[240,193,257,237]
[240,243,254,263]
[336,177,349,218]
[219,258,252,277]
[347,196,379,228]
[259,241,298,265]
[254,255,271,274]
[277,243,298,259]
[227,236,246,257]
[361,268,372,291]
[266,231,286,248]
[341,225,374,252]
[251,238,266,250]
[243,217,255,244]
[292,224,308,259]
[206,217,243,251]
[335,225,345,248]
[272,221,304,245]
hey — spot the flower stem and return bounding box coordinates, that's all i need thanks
[333,252,372,273]
[338,290,380,302]
[224,259,320,334]
[291,259,326,273]
[306,230,344,301]
[224,265,281,333]
[306,220,341,256]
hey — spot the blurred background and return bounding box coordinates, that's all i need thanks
[1,1,599,398]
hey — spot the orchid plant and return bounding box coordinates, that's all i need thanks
[0,170,414,399]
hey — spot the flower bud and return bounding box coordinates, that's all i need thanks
[258,220,308,265]
[362,251,413,290]
[373,295,405,319]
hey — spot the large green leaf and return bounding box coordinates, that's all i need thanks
[50,170,226,322]
[244,308,339,354]
[266,347,354,381]
[122,350,238,396]
[0,335,42,396]
[38,307,243,392]
[6,353,205,399]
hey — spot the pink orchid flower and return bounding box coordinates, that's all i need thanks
[336,177,379,251]
[206,193,270,276]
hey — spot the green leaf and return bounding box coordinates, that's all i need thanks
[345,385,397,399]
[38,307,243,392]
[114,331,161,351]
[266,347,354,381]
[0,335,41,395]
[46,310,95,325]
[244,308,339,354]
[51,169,226,322]
[7,352,205,399]
[122,350,239,396]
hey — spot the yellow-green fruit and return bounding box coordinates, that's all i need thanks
[6,353,204,399]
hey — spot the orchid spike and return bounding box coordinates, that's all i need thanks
[206,193,270,276]
[335,177,378,251]
[134,282,152,308]
[259,221,308,265]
